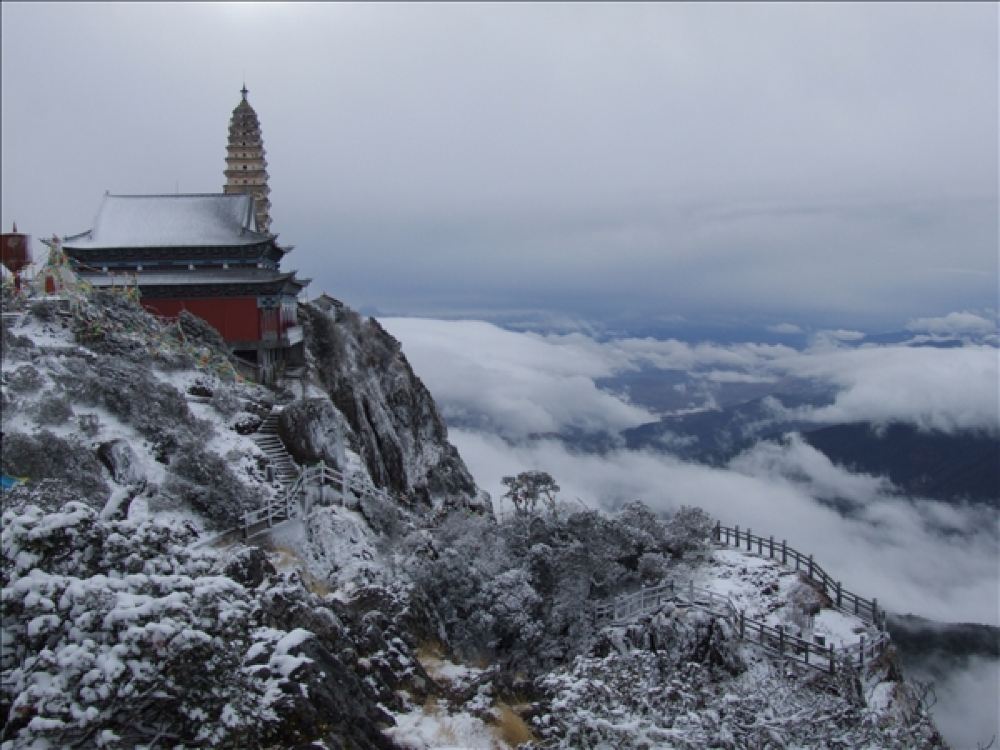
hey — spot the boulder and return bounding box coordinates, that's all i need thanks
[278,398,350,470]
[97,438,141,484]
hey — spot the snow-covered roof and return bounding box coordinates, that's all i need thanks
[63,193,270,249]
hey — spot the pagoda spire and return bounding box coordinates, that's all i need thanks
[223,85,272,234]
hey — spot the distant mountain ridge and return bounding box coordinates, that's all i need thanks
[802,422,999,506]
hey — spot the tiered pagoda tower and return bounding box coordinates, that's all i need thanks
[223,85,271,234]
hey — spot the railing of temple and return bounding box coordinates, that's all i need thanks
[713,523,887,631]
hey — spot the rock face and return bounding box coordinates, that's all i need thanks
[301,301,480,509]
[278,397,349,470]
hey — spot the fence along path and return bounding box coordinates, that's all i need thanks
[593,523,890,675]
[240,460,397,539]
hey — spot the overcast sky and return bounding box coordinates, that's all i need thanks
[2,2,996,329]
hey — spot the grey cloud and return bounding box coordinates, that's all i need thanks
[2,3,996,327]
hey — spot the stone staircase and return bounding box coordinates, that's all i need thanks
[253,408,299,487]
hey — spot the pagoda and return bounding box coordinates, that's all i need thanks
[62,88,308,383]
[223,85,271,234]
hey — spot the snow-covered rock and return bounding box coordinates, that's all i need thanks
[301,302,480,510]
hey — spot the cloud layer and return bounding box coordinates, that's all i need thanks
[384,314,999,628]
[385,317,1000,438]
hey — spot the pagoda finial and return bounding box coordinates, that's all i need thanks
[241,82,248,101]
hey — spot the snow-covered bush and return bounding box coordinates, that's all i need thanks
[34,394,73,425]
[663,505,715,558]
[57,357,205,454]
[0,430,109,507]
[163,444,264,528]
[209,384,241,417]
[1,501,395,749]
[5,365,42,393]
[413,502,699,671]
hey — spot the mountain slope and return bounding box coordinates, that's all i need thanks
[802,422,999,505]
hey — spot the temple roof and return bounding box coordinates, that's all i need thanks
[84,267,309,290]
[64,193,271,250]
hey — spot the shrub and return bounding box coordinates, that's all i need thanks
[0,430,109,507]
[35,395,73,425]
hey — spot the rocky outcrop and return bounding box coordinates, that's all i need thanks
[277,397,350,470]
[96,438,140,484]
[301,301,480,509]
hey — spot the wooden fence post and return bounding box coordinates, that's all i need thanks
[871,598,879,628]
[747,528,752,551]
[714,521,721,542]
[778,626,784,654]
[757,536,763,555]
[769,535,774,558]
[739,610,745,639]
[803,641,809,666]
[808,554,814,580]
[836,581,842,608]
[782,540,787,565]
[829,643,836,675]
[735,525,740,548]
[859,635,865,667]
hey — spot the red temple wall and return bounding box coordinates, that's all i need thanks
[143,297,260,342]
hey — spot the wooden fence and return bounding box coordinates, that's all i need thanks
[592,523,891,674]
[713,523,887,631]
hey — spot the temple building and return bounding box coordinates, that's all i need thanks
[62,87,308,383]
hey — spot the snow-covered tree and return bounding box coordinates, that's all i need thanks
[502,470,560,517]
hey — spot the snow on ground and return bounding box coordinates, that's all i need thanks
[694,547,873,645]
[418,653,487,692]
[3,310,77,350]
[386,701,509,750]
[257,504,390,597]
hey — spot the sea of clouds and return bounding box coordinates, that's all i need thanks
[384,311,999,747]
[383,311,999,626]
